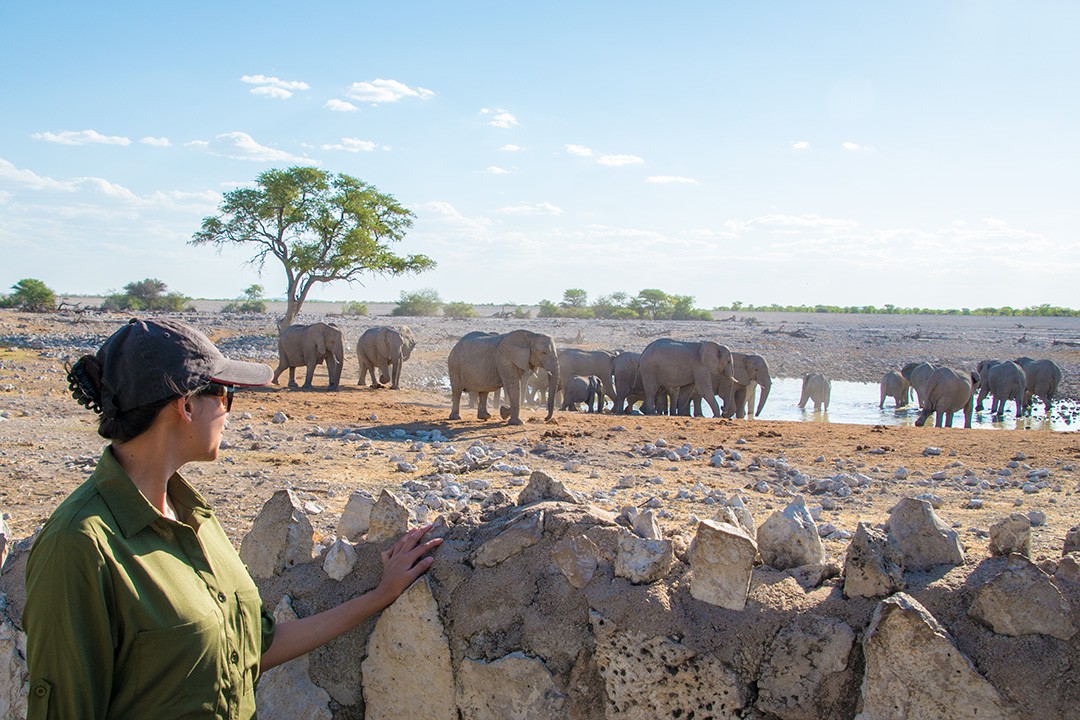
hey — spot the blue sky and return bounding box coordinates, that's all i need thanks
[2,1,1078,310]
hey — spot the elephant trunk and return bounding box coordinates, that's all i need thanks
[327,354,342,387]
[755,378,771,417]
[545,365,559,420]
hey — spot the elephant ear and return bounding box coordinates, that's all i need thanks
[699,342,721,373]
[506,336,533,373]
[731,355,751,385]
[314,328,327,358]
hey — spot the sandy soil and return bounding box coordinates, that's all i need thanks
[2,309,1079,566]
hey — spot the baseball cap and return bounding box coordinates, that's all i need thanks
[97,318,273,416]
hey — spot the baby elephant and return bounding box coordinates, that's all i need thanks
[879,370,910,409]
[799,373,831,411]
[561,375,602,413]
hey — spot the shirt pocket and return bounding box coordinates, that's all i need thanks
[130,608,222,713]
[236,588,266,697]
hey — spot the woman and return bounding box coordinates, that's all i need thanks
[24,318,440,718]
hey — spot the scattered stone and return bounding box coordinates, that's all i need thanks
[724,495,756,540]
[861,592,1015,720]
[367,489,411,544]
[885,498,965,571]
[756,617,856,720]
[689,519,757,611]
[1064,526,1080,556]
[272,411,288,424]
[336,491,374,541]
[517,470,581,505]
[844,522,905,599]
[1027,510,1046,527]
[255,595,332,720]
[323,539,358,581]
[1055,553,1080,584]
[969,554,1076,640]
[757,496,825,571]
[631,509,663,540]
[362,579,455,720]
[988,514,1031,557]
[923,447,941,456]
[473,510,544,568]
[615,529,674,584]
[552,534,600,589]
[239,489,315,579]
[457,652,566,719]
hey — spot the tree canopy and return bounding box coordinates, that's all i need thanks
[5,278,56,312]
[191,166,435,328]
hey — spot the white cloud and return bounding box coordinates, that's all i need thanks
[726,214,859,233]
[645,176,698,184]
[345,79,435,104]
[486,111,518,128]
[598,154,644,167]
[500,144,521,152]
[185,132,312,163]
[842,141,862,151]
[320,138,378,153]
[791,140,810,150]
[497,202,563,216]
[140,137,171,147]
[565,144,593,157]
[413,201,493,235]
[324,99,358,112]
[241,74,310,99]
[31,130,131,146]
[485,166,514,175]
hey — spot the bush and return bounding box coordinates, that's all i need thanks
[6,278,56,312]
[392,288,442,317]
[221,284,268,313]
[443,301,478,319]
[100,278,191,312]
[341,301,369,316]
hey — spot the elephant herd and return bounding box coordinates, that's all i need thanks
[880,357,1064,429]
[271,322,1065,430]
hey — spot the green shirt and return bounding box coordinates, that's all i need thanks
[24,447,276,720]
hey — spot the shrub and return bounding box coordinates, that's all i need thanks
[221,284,268,314]
[341,301,369,316]
[100,278,191,312]
[6,278,56,312]
[392,288,442,317]
[443,301,478,318]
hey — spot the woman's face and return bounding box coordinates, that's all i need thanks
[188,390,230,461]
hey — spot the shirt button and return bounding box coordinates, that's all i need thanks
[230,650,240,664]
[218,591,227,603]
[35,686,47,698]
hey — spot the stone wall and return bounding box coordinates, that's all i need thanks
[2,478,1078,719]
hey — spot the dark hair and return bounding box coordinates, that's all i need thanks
[66,355,177,443]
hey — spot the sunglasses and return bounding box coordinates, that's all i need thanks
[196,382,235,413]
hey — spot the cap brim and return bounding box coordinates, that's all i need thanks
[210,359,274,387]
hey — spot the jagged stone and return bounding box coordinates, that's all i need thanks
[859,593,1016,720]
[757,616,856,720]
[1056,552,1080,584]
[615,529,674,584]
[336,490,374,541]
[0,514,9,574]
[590,611,745,719]
[844,522,905,599]
[239,489,314,579]
[551,534,599,589]
[473,510,544,568]
[724,495,756,540]
[1064,525,1080,555]
[517,470,581,506]
[988,514,1031,557]
[322,539,358,581]
[631,509,662,540]
[969,554,1076,640]
[885,498,964,571]
[758,496,825,570]
[457,652,567,719]
[0,594,27,720]
[367,489,410,544]
[256,595,332,720]
[362,578,455,720]
[689,519,757,611]
[786,561,841,591]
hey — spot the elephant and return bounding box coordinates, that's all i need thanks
[356,326,415,389]
[612,351,645,413]
[273,322,344,389]
[448,329,559,425]
[975,359,1026,421]
[1015,357,1064,416]
[525,367,551,406]
[798,373,831,411]
[713,352,772,418]
[901,362,938,407]
[557,348,618,413]
[561,375,602,412]
[915,366,978,428]
[638,339,736,418]
[879,371,911,409]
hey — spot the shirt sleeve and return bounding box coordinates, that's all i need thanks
[259,602,276,656]
[24,527,116,720]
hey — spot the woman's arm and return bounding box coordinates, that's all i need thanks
[260,524,441,671]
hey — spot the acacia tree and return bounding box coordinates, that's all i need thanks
[191,166,435,328]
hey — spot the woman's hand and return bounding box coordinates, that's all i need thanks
[373,524,443,607]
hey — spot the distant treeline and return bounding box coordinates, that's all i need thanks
[715,301,1080,317]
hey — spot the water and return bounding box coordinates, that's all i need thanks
[719,377,1080,432]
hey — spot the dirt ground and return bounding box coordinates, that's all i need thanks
[2,309,1079,567]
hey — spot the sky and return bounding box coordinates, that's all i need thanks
[2,1,1078,311]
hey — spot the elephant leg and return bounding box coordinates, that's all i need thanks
[303,363,317,389]
[497,368,523,425]
[288,367,298,388]
[642,377,660,415]
[477,392,491,421]
[963,403,973,429]
[449,383,463,420]
[390,358,402,389]
[273,361,287,385]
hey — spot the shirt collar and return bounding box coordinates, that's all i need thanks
[91,446,214,537]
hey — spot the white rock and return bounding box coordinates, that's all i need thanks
[631,509,663,540]
[0,600,28,720]
[988,514,1031,557]
[969,554,1076,640]
[757,496,825,571]
[757,617,856,719]
[368,489,410,544]
[255,595,332,720]
[239,489,315,579]
[473,510,544,568]
[272,411,288,424]
[689,519,758,611]
[457,652,565,719]
[322,539,358,581]
[336,490,374,541]
[885,497,964,572]
[615,530,674,584]
[552,534,600,589]
[844,522,905,599]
